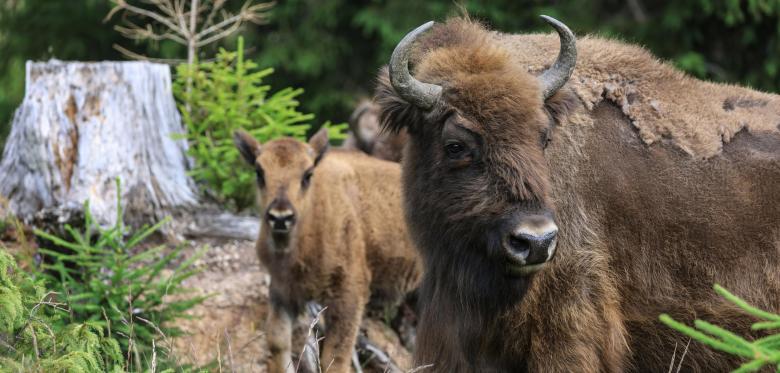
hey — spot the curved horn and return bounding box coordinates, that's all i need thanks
[389,21,442,110]
[537,15,577,100]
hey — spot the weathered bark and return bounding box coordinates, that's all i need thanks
[0,60,197,226]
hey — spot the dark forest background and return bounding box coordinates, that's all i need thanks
[2,0,779,150]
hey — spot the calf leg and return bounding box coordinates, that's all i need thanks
[319,291,366,373]
[266,303,295,373]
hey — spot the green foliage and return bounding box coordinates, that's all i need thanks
[5,1,780,155]
[660,284,780,372]
[31,179,206,371]
[245,0,780,121]
[174,37,347,209]
[0,249,125,372]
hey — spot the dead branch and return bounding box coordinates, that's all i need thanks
[105,0,273,64]
[301,302,410,373]
[113,44,186,64]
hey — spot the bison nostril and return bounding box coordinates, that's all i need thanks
[507,235,531,260]
[504,226,558,267]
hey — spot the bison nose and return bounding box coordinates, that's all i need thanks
[503,217,558,271]
[266,207,296,233]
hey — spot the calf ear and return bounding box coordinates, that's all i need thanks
[308,126,329,164]
[233,129,262,165]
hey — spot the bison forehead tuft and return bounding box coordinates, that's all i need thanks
[415,21,549,138]
[394,18,556,205]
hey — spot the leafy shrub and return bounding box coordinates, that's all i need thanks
[0,249,125,372]
[174,36,347,209]
[660,284,780,372]
[31,179,206,371]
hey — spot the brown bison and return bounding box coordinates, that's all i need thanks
[375,16,780,372]
[342,99,408,162]
[234,128,421,373]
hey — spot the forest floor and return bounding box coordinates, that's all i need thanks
[153,236,413,372]
[167,237,272,371]
[0,216,413,372]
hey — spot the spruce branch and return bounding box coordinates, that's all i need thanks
[660,284,780,372]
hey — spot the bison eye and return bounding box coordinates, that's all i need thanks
[255,168,265,188]
[444,140,467,159]
[301,169,314,189]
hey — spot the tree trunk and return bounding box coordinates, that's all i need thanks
[0,60,198,226]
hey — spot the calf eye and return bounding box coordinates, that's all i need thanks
[301,169,313,189]
[444,140,467,159]
[255,168,265,188]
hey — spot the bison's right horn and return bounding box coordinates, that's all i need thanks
[537,15,577,100]
[389,21,442,110]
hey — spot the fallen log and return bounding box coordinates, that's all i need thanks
[176,208,259,241]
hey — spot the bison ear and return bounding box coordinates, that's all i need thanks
[375,66,424,135]
[233,129,262,165]
[543,87,580,126]
[308,126,329,164]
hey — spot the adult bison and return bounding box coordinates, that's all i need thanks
[234,128,421,373]
[375,16,780,372]
[342,99,408,162]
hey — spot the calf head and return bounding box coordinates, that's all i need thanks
[376,17,578,296]
[234,128,330,253]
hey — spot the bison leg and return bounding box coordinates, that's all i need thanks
[266,303,295,373]
[319,292,366,373]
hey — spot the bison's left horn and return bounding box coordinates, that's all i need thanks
[389,21,442,110]
[537,15,577,100]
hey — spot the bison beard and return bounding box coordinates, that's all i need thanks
[411,213,533,371]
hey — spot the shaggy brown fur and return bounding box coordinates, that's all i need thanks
[376,18,780,372]
[487,29,780,158]
[234,128,421,373]
[342,99,408,162]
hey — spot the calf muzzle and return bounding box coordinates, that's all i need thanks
[266,200,296,234]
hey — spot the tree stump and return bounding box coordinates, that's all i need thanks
[0,60,198,226]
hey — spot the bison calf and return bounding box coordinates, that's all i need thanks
[234,128,420,373]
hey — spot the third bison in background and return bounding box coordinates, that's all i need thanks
[342,99,407,162]
[376,15,780,372]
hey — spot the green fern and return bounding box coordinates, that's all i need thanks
[1,179,207,371]
[32,179,207,370]
[0,249,125,372]
[0,248,27,332]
